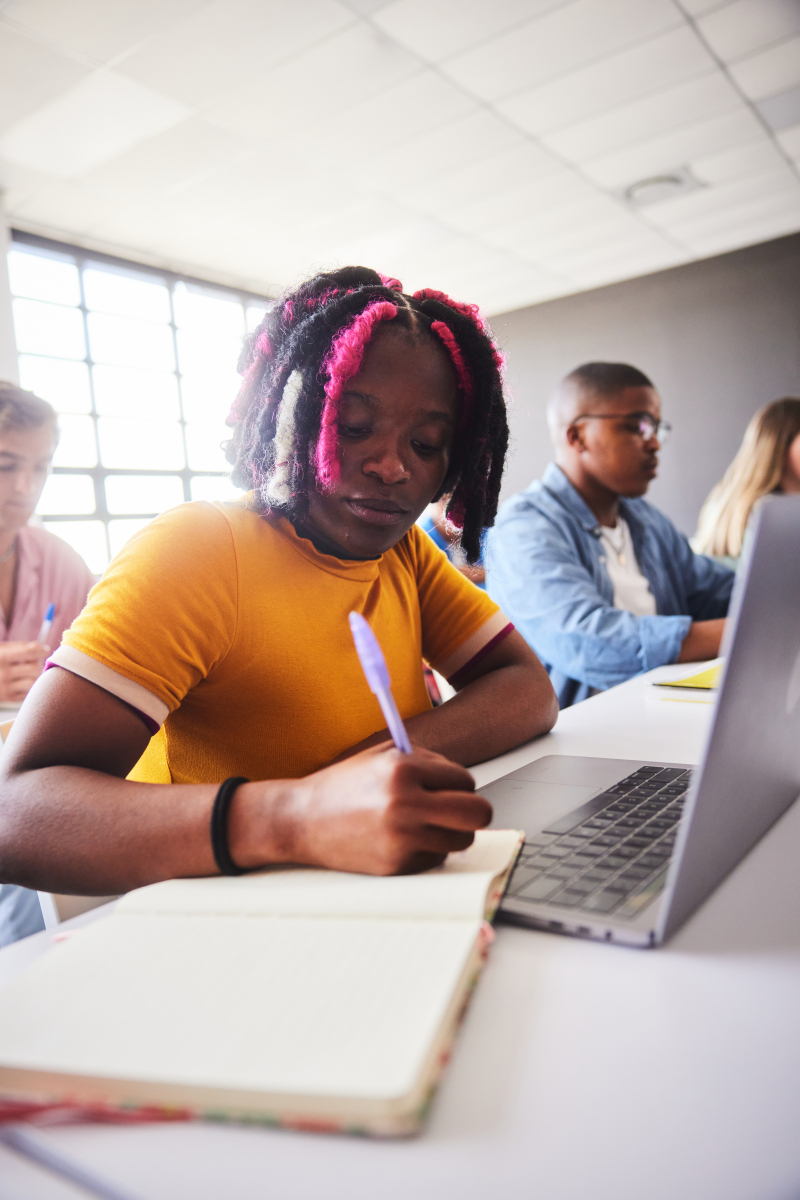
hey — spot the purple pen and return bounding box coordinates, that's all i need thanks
[348,611,413,755]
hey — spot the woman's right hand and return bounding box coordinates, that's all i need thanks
[0,641,49,703]
[231,744,493,877]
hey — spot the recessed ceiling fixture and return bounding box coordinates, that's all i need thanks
[621,167,704,208]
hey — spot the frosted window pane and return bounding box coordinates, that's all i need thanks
[246,304,267,332]
[8,248,80,306]
[190,475,242,503]
[93,365,180,420]
[185,422,229,472]
[88,313,175,372]
[13,299,86,360]
[18,356,92,414]
[97,418,184,470]
[173,282,244,336]
[108,518,155,560]
[83,267,170,323]
[43,520,107,574]
[37,473,96,516]
[52,416,97,468]
[180,373,239,424]
[105,474,184,515]
[176,328,241,378]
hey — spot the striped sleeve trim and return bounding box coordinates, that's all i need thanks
[436,610,514,682]
[47,645,169,733]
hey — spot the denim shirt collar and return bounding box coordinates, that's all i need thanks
[537,463,647,546]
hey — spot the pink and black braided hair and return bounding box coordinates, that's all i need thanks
[225,266,508,563]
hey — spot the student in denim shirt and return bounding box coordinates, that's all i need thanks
[487,363,734,708]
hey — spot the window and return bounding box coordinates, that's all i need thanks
[8,232,269,574]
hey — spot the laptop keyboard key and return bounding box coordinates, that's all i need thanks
[514,875,565,902]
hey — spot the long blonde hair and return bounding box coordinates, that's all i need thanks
[695,397,800,557]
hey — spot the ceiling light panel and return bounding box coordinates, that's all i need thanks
[0,24,88,138]
[542,72,741,163]
[497,25,716,137]
[0,0,208,65]
[696,0,800,62]
[757,84,800,130]
[692,136,787,184]
[371,0,559,62]
[442,0,681,103]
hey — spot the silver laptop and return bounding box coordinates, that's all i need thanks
[484,494,800,947]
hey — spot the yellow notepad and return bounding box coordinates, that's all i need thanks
[655,661,723,690]
[0,830,522,1137]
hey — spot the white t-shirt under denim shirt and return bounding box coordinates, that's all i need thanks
[598,519,657,617]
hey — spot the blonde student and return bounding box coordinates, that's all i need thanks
[694,397,800,567]
[0,267,557,898]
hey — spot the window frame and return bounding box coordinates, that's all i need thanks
[9,229,270,567]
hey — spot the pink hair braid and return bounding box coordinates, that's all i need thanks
[430,319,473,434]
[379,273,403,291]
[414,288,505,375]
[316,299,397,487]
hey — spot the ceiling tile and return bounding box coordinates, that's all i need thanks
[0,23,89,137]
[696,0,800,62]
[680,0,734,15]
[644,163,798,230]
[777,120,800,158]
[270,70,478,169]
[513,211,652,265]
[580,105,764,188]
[562,243,690,289]
[0,0,207,65]
[541,230,684,276]
[445,171,601,237]
[650,172,800,242]
[729,35,800,99]
[371,0,557,62]
[398,141,563,219]
[481,194,631,256]
[119,0,354,106]
[678,197,800,256]
[0,158,54,213]
[203,23,422,142]
[542,72,740,163]
[441,0,681,103]
[692,136,787,183]
[497,25,716,137]
[0,70,191,178]
[78,117,252,202]
[11,180,126,236]
[365,110,526,192]
[757,84,800,130]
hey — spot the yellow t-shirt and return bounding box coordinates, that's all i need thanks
[53,501,508,784]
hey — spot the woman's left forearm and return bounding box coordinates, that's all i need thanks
[337,632,558,767]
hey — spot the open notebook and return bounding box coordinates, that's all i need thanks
[0,830,521,1136]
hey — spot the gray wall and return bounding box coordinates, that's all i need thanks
[490,232,800,536]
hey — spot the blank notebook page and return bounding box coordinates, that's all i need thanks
[0,914,479,1100]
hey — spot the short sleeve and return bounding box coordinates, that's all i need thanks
[407,525,510,682]
[57,503,238,722]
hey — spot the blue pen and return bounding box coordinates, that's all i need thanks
[349,611,413,755]
[37,602,55,646]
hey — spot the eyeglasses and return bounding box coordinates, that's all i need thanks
[571,412,672,445]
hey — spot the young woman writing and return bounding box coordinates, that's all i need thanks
[0,268,557,898]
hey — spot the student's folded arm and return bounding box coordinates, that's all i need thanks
[665,518,735,620]
[0,668,490,896]
[486,521,691,688]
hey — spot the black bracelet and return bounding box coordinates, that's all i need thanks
[210,777,249,876]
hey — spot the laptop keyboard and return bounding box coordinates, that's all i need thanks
[505,766,692,919]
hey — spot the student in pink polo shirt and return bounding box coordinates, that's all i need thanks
[0,383,94,702]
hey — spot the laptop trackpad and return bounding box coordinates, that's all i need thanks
[481,778,599,835]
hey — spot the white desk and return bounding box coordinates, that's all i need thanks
[2,664,800,1200]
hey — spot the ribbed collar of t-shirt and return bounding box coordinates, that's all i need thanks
[273,515,385,582]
